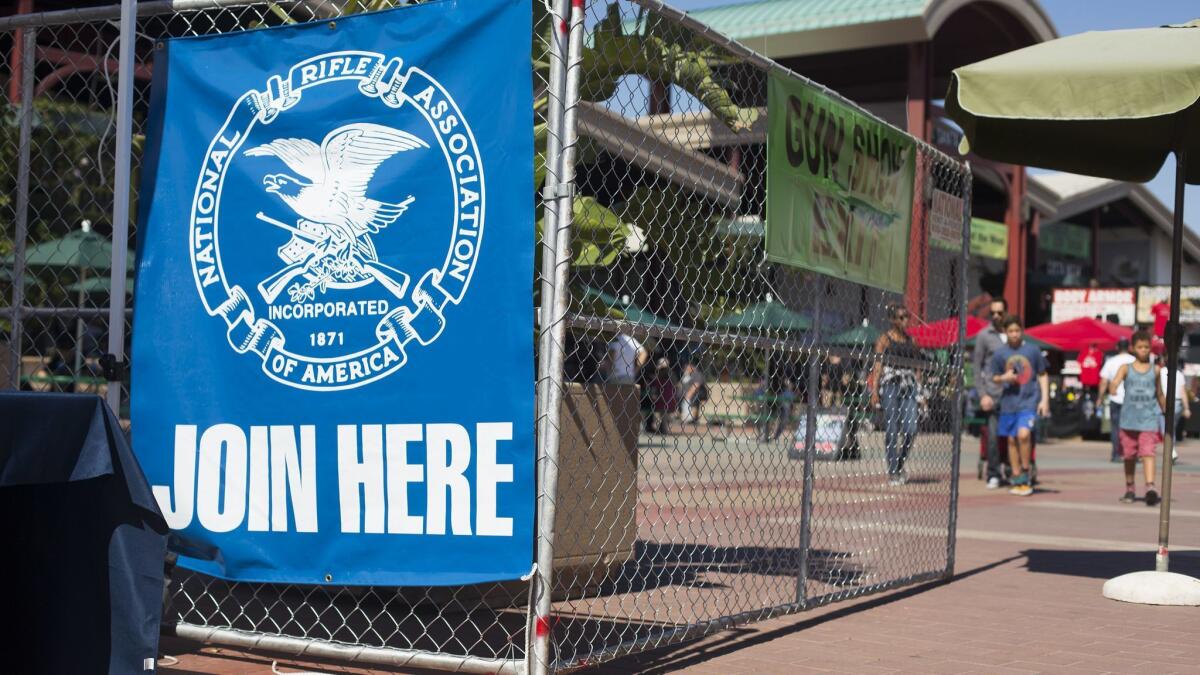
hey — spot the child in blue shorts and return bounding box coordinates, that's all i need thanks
[990,315,1049,496]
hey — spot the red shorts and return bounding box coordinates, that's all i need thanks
[1119,429,1160,459]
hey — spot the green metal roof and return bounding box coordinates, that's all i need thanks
[688,0,925,41]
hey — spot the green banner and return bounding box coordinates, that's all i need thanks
[766,72,916,293]
[933,216,1009,258]
[970,218,1008,259]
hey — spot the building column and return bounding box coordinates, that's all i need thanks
[905,42,931,319]
[1003,165,1028,320]
[906,42,931,140]
[9,0,33,104]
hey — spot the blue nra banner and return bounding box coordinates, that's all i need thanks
[132,0,534,585]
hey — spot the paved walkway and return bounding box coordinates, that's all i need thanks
[160,438,1200,674]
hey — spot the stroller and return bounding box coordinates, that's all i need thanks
[977,422,1038,485]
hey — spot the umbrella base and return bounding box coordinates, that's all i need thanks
[1102,571,1200,606]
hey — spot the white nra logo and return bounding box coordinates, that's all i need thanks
[189,51,485,391]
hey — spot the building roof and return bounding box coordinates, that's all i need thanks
[577,102,744,208]
[1027,171,1200,260]
[687,0,1056,58]
[690,0,922,40]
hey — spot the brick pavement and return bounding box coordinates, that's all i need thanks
[159,438,1200,674]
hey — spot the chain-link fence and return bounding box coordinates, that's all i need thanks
[0,0,971,672]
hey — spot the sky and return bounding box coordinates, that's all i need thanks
[665,0,1200,228]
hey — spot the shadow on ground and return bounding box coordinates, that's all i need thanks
[1022,549,1200,580]
[592,555,1020,674]
[605,542,867,593]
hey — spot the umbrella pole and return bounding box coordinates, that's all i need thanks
[1157,147,1186,573]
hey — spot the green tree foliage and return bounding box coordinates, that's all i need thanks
[0,100,127,310]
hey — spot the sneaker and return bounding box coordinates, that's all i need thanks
[986,477,1001,489]
[1009,484,1033,496]
[1011,473,1030,487]
[887,475,907,487]
[1145,489,1160,506]
[1120,490,1136,503]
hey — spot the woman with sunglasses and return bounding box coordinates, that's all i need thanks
[871,304,924,485]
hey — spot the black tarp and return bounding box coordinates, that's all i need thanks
[0,393,167,674]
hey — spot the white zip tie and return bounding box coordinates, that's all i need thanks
[521,562,539,581]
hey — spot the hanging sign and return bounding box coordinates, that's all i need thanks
[929,189,964,251]
[1051,288,1135,325]
[766,72,916,293]
[1137,286,1200,324]
[131,0,535,585]
[793,411,848,460]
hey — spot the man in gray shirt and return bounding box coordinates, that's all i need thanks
[972,297,1009,488]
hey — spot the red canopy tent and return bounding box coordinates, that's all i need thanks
[1025,317,1132,353]
[909,315,988,348]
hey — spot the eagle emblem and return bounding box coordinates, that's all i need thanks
[245,122,427,303]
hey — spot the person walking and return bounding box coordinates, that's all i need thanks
[872,304,923,485]
[1078,341,1104,407]
[604,331,651,434]
[678,359,707,427]
[1159,354,1190,461]
[1099,338,1135,463]
[604,332,649,385]
[972,298,1009,488]
[1109,331,1165,506]
[1152,300,1170,339]
[990,315,1049,497]
[647,356,677,434]
[759,362,796,442]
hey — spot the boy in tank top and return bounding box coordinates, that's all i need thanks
[1109,331,1166,505]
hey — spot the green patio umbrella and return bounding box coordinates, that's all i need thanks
[827,323,880,347]
[579,285,674,327]
[946,19,1200,591]
[710,300,812,333]
[65,276,134,295]
[7,228,134,271]
[4,227,134,379]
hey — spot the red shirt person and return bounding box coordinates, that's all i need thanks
[1079,343,1104,388]
[1152,301,1170,338]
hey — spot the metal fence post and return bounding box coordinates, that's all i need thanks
[796,277,825,605]
[531,0,583,672]
[946,167,972,577]
[105,0,137,414]
[9,28,35,390]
